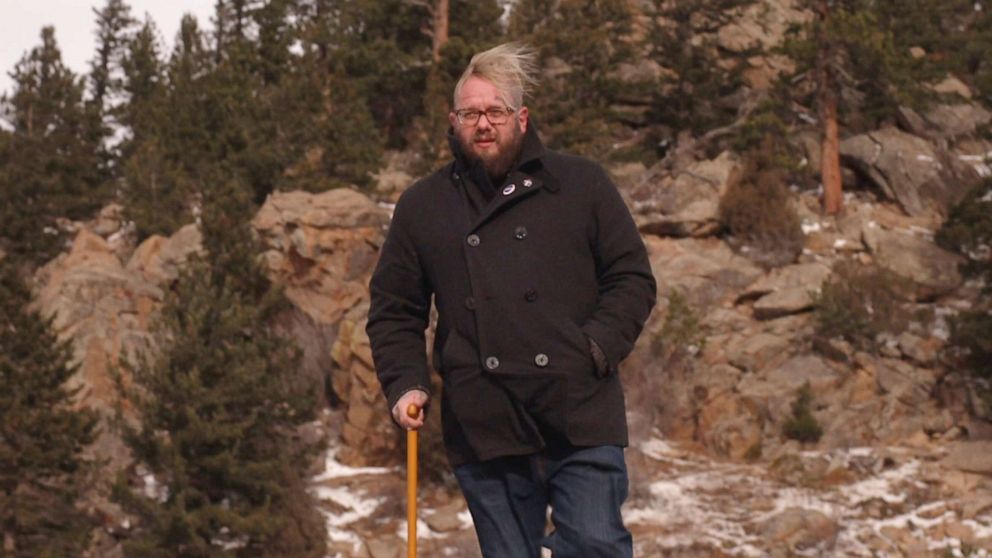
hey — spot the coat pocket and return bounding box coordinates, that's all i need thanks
[561,320,598,378]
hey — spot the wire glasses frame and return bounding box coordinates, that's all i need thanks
[454,106,516,126]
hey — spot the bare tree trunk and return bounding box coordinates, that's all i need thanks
[817,0,843,215]
[821,88,842,214]
[409,0,449,63]
[431,0,449,64]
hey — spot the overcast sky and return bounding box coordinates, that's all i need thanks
[2,1,216,98]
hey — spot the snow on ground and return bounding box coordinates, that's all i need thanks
[312,447,396,482]
[310,449,395,557]
[627,435,992,556]
[310,436,991,556]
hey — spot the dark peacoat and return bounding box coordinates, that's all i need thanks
[366,125,657,466]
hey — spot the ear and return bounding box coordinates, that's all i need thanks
[517,106,529,134]
[449,111,458,129]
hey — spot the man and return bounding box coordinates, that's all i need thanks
[367,43,656,557]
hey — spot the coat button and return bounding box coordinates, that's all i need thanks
[485,356,500,370]
[467,234,481,247]
[534,353,549,367]
[464,296,477,310]
[514,226,528,240]
[524,289,537,302]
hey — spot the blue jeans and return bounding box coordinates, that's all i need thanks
[454,445,633,558]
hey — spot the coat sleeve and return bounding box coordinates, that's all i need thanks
[366,192,433,413]
[580,166,657,375]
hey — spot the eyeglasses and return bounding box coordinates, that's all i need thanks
[454,106,516,126]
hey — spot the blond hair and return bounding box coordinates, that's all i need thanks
[453,43,538,110]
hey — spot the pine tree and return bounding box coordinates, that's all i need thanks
[646,0,752,136]
[783,2,903,213]
[115,176,326,557]
[87,0,136,178]
[89,0,136,123]
[416,0,504,169]
[0,27,104,263]
[118,18,182,240]
[0,258,99,557]
[308,0,433,147]
[508,0,636,158]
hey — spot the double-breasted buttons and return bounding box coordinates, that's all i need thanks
[464,296,477,310]
[534,353,550,367]
[514,226,528,240]
[467,234,481,247]
[485,356,500,370]
[524,288,537,302]
[523,178,533,188]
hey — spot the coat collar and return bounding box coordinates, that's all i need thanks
[446,122,561,233]
[447,120,558,194]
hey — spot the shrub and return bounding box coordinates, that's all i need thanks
[812,260,910,352]
[936,178,992,288]
[782,383,823,444]
[936,179,992,401]
[658,288,706,359]
[718,137,804,268]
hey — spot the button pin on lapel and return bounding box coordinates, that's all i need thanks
[466,234,480,247]
[514,226,528,240]
[522,178,533,188]
[502,184,516,195]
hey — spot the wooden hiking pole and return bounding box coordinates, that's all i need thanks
[406,404,420,558]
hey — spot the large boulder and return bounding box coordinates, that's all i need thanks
[125,223,203,284]
[252,189,394,464]
[862,224,964,300]
[252,188,389,325]
[760,508,838,553]
[633,152,742,238]
[943,442,992,475]
[898,103,992,142]
[738,354,842,425]
[644,235,764,308]
[740,262,832,320]
[841,127,976,218]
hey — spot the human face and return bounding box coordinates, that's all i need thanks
[450,76,529,179]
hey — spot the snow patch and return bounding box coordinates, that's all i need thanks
[312,447,395,482]
[802,220,823,234]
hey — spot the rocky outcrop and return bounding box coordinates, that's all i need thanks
[32,228,177,469]
[740,262,831,319]
[841,126,981,218]
[716,0,812,54]
[252,189,395,465]
[632,151,741,238]
[862,224,964,300]
[899,103,992,142]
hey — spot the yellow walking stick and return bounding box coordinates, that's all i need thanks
[406,404,420,558]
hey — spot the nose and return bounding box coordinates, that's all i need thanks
[476,114,494,131]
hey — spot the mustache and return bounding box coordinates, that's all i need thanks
[473,132,497,142]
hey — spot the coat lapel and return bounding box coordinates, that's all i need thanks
[468,171,545,233]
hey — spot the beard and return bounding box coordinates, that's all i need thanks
[458,124,526,183]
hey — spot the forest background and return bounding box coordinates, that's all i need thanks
[1,0,991,556]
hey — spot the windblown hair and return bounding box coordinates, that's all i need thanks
[453,43,538,110]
